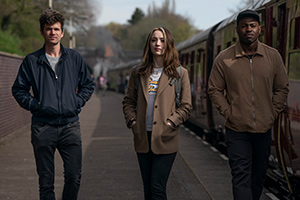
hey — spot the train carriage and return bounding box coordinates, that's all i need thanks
[177,27,216,136]
[107,59,141,93]
[265,0,300,197]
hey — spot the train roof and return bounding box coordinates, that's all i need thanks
[215,0,272,31]
[109,58,142,71]
[176,0,273,51]
[176,26,214,51]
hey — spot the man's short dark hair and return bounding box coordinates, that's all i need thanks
[39,9,65,32]
[237,9,260,25]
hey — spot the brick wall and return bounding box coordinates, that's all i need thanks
[0,51,31,139]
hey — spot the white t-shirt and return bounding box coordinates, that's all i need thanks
[146,67,164,131]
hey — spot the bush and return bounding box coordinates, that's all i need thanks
[0,31,24,55]
[20,37,43,55]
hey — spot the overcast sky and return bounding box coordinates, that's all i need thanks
[91,0,245,30]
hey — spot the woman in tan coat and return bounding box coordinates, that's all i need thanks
[122,27,192,200]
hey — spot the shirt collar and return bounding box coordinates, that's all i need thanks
[235,40,264,58]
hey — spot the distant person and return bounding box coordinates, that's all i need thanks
[124,73,130,93]
[96,75,102,94]
[116,73,124,93]
[100,74,108,96]
[11,9,94,200]
[208,10,289,200]
[122,27,192,200]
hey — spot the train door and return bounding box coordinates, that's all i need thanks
[268,2,300,198]
[284,0,300,186]
[194,49,203,118]
[190,50,196,111]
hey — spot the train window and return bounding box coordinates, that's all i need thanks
[190,65,194,83]
[217,45,221,55]
[290,17,300,49]
[202,53,206,80]
[180,54,184,65]
[185,53,189,65]
[227,42,231,48]
[197,49,203,63]
[288,52,300,80]
[191,51,195,64]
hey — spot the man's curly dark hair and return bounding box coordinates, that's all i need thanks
[39,9,65,32]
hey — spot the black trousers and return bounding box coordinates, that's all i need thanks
[31,121,82,200]
[137,131,177,200]
[225,127,271,200]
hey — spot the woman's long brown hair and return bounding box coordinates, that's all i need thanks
[138,27,180,78]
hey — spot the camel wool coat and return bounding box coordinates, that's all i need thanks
[122,66,192,154]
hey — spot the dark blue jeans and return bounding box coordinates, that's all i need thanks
[225,127,271,200]
[137,131,177,200]
[31,121,82,200]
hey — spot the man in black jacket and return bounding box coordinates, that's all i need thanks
[12,9,94,200]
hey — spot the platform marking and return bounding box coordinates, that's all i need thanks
[220,154,229,161]
[184,128,189,132]
[195,136,202,140]
[210,146,218,152]
[189,131,195,136]
[265,193,279,200]
[202,141,209,145]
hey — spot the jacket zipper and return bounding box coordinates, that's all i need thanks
[250,57,256,132]
[57,57,63,124]
[45,61,58,80]
[45,60,61,123]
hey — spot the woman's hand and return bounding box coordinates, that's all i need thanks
[128,117,136,128]
[167,119,176,128]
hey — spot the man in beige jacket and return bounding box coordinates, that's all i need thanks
[208,10,289,200]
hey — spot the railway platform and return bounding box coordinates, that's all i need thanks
[0,91,274,200]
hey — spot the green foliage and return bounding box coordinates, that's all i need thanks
[0,0,94,55]
[106,0,199,51]
[0,0,46,55]
[0,31,24,55]
[128,8,145,25]
[20,37,44,55]
[105,22,127,41]
[10,15,41,39]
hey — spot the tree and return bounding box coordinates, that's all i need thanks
[53,0,95,32]
[127,8,145,25]
[105,22,127,42]
[119,0,197,50]
[0,0,97,55]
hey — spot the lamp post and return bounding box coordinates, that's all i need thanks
[68,8,76,49]
[68,15,88,49]
[69,17,74,49]
[49,0,52,9]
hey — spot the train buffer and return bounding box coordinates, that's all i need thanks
[0,91,273,200]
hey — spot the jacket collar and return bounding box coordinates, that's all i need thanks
[156,70,171,98]
[37,43,68,64]
[235,40,264,58]
[140,69,171,102]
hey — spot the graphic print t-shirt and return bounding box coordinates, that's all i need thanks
[146,67,164,131]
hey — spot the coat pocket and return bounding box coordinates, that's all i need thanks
[161,119,179,142]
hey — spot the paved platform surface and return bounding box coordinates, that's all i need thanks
[0,91,273,200]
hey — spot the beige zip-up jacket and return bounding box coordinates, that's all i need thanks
[208,41,289,133]
[122,66,192,154]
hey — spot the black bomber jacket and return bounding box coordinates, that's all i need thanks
[12,44,95,125]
